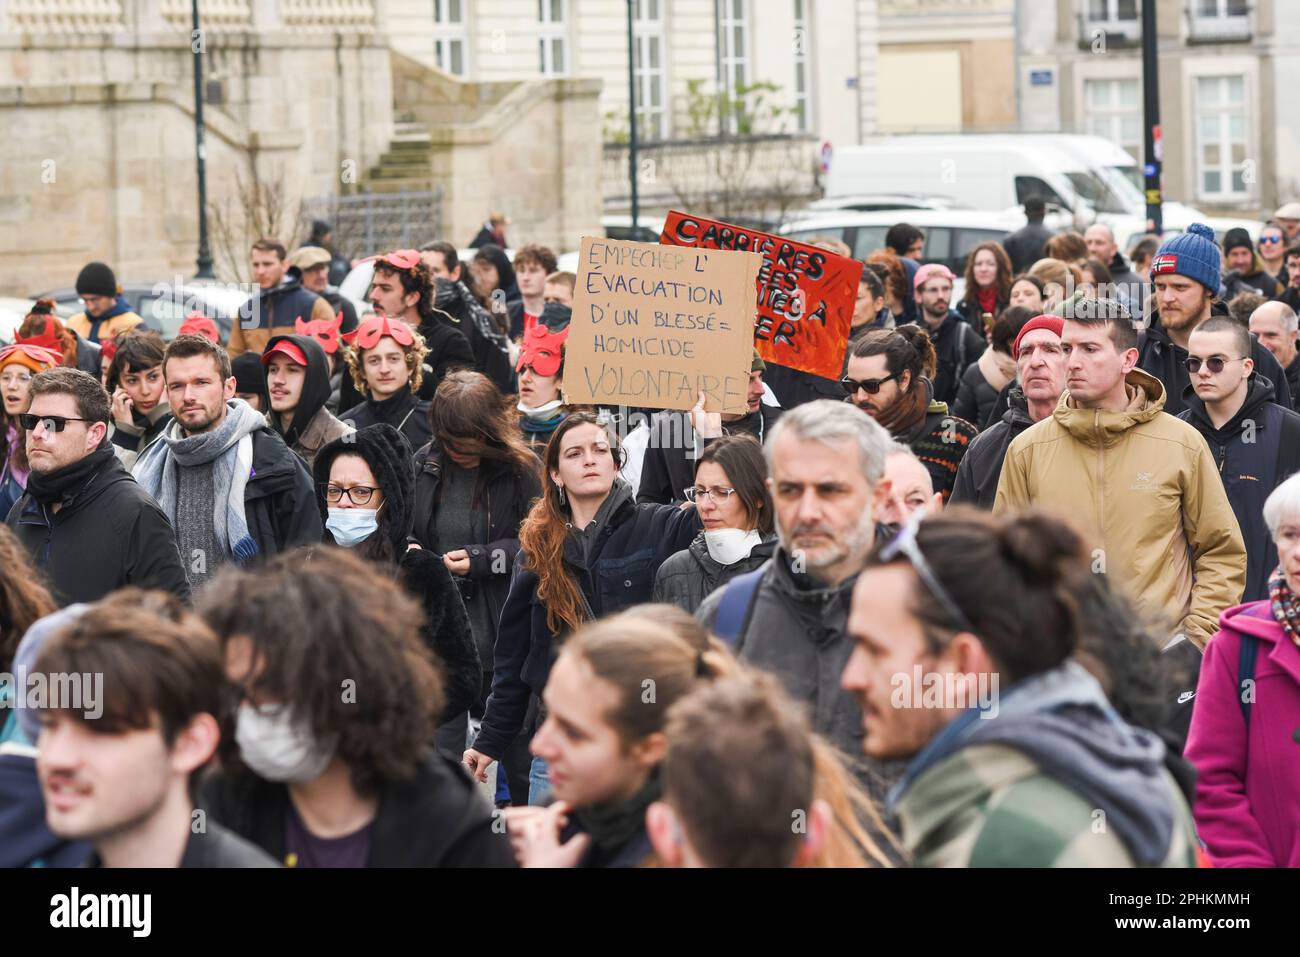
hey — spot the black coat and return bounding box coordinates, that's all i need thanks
[5,447,191,606]
[636,406,780,505]
[1002,221,1054,274]
[243,428,324,559]
[759,364,842,410]
[1137,308,1293,416]
[473,484,701,759]
[416,316,476,396]
[950,359,1004,430]
[411,441,543,659]
[436,296,515,394]
[652,533,777,614]
[313,426,482,724]
[73,335,101,379]
[926,311,987,406]
[198,751,515,867]
[341,390,433,459]
[1178,376,1300,603]
[949,386,1035,509]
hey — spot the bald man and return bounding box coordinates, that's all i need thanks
[1085,223,1144,317]
[1249,300,1300,402]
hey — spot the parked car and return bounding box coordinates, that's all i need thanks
[31,282,246,344]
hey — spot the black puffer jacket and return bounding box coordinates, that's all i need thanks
[949,386,1036,509]
[341,389,433,460]
[411,439,543,665]
[313,425,481,723]
[950,358,1005,430]
[472,480,701,759]
[652,533,777,614]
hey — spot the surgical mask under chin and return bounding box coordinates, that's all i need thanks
[235,703,338,783]
[704,527,763,566]
[517,397,564,421]
[326,507,379,547]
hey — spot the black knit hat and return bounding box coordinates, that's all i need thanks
[230,352,270,410]
[313,423,415,553]
[75,261,117,297]
[1222,227,1253,256]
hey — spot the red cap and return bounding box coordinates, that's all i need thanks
[261,339,308,367]
[341,314,415,351]
[516,322,568,377]
[1012,315,1065,360]
[179,312,220,343]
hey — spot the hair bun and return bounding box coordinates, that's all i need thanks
[32,298,57,314]
[997,510,1086,589]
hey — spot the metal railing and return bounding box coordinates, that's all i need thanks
[301,189,443,261]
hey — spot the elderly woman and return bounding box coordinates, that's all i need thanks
[1184,472,1300,867]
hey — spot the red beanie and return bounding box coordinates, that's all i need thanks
[1012,315,1065,360]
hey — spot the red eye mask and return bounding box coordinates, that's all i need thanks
[516,323,568,377]
[341,315,415,351]
[295,312,344,354]
[15,317,64,359]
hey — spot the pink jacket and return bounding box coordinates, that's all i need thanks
[1185,600,1300,867]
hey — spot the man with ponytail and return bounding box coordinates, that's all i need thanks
[844,507,1200,867]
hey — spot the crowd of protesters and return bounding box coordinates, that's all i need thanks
[2,198,1300,871]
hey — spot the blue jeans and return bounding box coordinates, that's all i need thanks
[528,755,554,806]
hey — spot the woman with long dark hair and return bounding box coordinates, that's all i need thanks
[461,411,701,805]
[411,370,542,798]
[956,241,1013,332]
[106,329,172,471]
[313,423,482,741]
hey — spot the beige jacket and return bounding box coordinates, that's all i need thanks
[994,369,1245,648]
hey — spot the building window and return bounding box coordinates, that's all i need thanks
[1086,0,1137,23]
[538,0,567,76]
[1195,0,1248,15]
[718,0,750,132]
[1084,78,1141,163]
[433,0,467,78]
[793,0,810,132]
[633,0,666,141]
[1189,0,1249,41]
[1195,75,1249,199]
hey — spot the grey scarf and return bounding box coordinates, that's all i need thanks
[436,278,510,353]
[134,399,266,562]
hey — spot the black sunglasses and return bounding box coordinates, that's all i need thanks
[840,373,898,396]
[1185,355,1245,375]
[19,414,90,432]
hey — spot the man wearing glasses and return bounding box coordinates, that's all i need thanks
[1178,317,1300,603]
[995,298,1245,651]
[697,400,907,822]
[1248,300,1300,403]
[4,368,190,605]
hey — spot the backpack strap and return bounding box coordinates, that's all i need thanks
[1238,634,1258,727]
[711,566,767,650]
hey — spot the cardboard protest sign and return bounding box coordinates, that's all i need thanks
[565,236,762,415]
[659,210,861,380]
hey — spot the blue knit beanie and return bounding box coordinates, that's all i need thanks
[1151,223,1221,292]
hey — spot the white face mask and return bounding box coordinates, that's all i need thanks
[326,507,379,547]
[235,703,337,783]
[703,527,763,566]
[517,397,564,421]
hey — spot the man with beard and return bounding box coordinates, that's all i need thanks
[696,400,907,815]
[134,335,320,593]
[913,264,986,405]
[951,316,1067,508]
[1137,223,1291,416]
[842,325,977,501]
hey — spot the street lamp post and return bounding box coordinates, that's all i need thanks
[192,0,216,279]
[1140,0,1162,235]
[627,0,640,232]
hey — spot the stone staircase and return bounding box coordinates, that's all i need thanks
[363,112,434,193]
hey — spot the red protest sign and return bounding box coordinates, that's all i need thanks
[660,210,861,380]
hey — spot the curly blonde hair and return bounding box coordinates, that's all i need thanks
[343,325,430,397]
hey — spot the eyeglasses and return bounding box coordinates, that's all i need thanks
[19,414,90,432]
[840,373,898,396]
[322,484,379,505]
[1,372,32,386]
[879,510,975,634]
[1184,355,1245,375]
[685,485,737,504]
